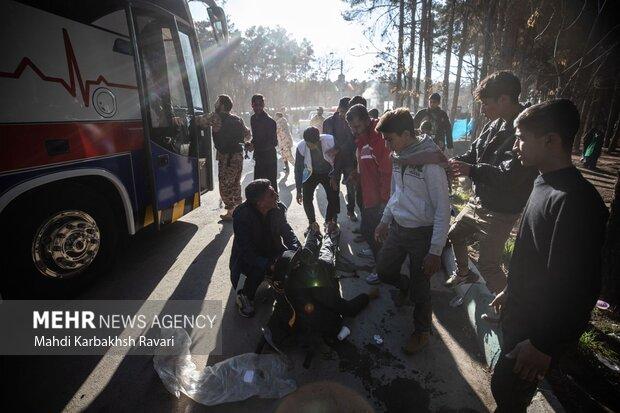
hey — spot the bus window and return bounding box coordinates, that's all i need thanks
[136,12,191,156]
[178,31,203,113]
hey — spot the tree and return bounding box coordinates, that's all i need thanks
[396,0,406,106]
[450,2,470,122]
[442,0,456,111]
[423,0,433,103]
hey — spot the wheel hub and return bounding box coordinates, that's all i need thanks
[32,211,101,278]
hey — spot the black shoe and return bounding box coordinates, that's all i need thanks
[236,294,255,318]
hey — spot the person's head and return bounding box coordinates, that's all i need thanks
[245,179,278,213]
[376,108,417,152]
[420,120,432,134]
[317,106,324,116]
[303,126,321,148]
[337,97,351,116]
[474,71,521,120]
[429,93,441,109]
[251,94,265,114]
[368,108,379,119]
[350,95,367,108]
[345,104,371,136]
[514,99,580,169]
[275,112,284,119]
[215,95,233,113]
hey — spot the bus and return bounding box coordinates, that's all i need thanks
[0,0,228,295]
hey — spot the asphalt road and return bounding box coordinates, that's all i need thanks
[3,156,501,413]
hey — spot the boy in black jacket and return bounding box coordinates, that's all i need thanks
[489,99,608,412]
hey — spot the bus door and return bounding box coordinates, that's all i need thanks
[130,5,211,228]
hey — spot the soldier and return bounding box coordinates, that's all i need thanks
[310,107,325,133]
[195,95,250,221]
[413,93,453,155]
[275,112,295,172]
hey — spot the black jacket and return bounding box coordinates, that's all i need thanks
[323,112,355,175]
[413,107,453,149]
[230,201,300,275]
[250,111,278,152]
[213,112,246,154]
[455,117,538,214]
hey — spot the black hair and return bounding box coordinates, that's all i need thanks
[429,93,441,102]
[338,97,351,110]
[350,95,367,107]
[217,94,233,111]
[303,126,320,143]
[345,104,370,123]
[245,179,272,204]
[376,107,415,135]
[251,94,264,105]
[474,71,521,103]
[514,99,580,153]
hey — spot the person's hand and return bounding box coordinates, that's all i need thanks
[374,222,389,243]
[449,160,472,177]
[172,116,184,127]
[296,192,303,205]
[489,289,506,315]
[330,177,339,191]
[422,253,441,276]
[506,339,551,382]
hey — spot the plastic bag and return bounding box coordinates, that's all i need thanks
[153,328,297,406]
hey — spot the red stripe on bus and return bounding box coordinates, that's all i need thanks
[0,121,144,172]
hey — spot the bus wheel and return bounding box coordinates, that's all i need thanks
[2,184,119,298]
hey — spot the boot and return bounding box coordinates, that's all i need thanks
[402,332,429,355]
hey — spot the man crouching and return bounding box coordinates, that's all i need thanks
[230,179,301,317]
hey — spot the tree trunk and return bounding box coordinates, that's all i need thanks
[602,171,620,304]
[574,92,593,152]
[414,0,425,112]
[480,0,497,81]
[609,117,620,153]
[423,0,433,103]
[604,77,620,148]
[442,0,456,111]
[396,0,406,107]
[450,7,470,122]
[407,0,417,109]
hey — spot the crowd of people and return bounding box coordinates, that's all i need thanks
[196,70,608,412]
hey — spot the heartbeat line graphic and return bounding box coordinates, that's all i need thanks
[0,28,137,107]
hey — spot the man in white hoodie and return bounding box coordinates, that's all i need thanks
[295,127,338,231]
[374,108,451,354]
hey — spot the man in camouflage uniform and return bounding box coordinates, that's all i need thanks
[275,112,295,172]
[310,107,325,133]
[413,93,453,156]
[196,95,251,221]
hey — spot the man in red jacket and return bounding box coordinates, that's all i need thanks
[345,104,392,283]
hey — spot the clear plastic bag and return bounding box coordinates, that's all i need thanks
[153,328,297,406]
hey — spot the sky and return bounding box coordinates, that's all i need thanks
[188,0,382,81]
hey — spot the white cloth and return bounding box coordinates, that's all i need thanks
[295,134,335,184]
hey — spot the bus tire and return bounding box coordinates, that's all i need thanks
[1,183,119,298]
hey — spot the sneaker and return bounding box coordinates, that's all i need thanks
[402,332,429,354]
[366,273,380,284]
[347,211,358,222]
[236,294,255,318]
[357,248,374,259]
[444,271,479,288]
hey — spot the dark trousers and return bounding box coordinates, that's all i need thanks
[231,262,266,300]
[491,351,539,412]
[376,224,433,332]
[343,167,357,214]
[254,149,278,192]
[361,205,383,260]
[302,173,340,224]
